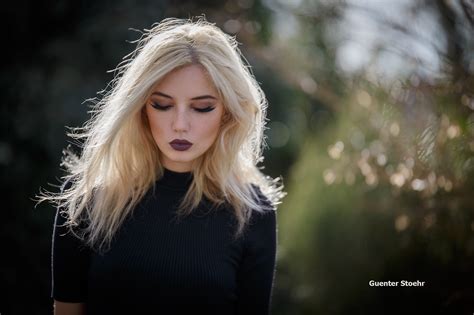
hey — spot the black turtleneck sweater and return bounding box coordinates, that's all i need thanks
[51,169,277,314]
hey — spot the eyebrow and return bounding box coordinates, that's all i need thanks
[151,91,217,101]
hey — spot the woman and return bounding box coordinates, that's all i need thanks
[40,17,285,315]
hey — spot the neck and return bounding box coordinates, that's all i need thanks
[156,167,193,191]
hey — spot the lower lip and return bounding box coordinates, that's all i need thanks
[170,143,193,151]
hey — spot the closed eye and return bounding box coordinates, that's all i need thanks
[194,106,215,113]
[151,103,215,113]
[151,103,171,111]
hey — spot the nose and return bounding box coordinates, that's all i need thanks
[172,108,190,133]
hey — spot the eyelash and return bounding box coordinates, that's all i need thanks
[151,103,215,113]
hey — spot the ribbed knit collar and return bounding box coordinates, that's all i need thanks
[156,168,193,191]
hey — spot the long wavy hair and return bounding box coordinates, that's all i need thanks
[37,16,286,252]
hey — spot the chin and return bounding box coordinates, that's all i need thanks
[166,153,195,162]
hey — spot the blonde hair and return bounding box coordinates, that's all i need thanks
[37,16,286,252]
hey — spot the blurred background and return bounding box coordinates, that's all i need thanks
[1,0,474,314]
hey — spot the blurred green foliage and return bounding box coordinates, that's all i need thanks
[271,0,474,314]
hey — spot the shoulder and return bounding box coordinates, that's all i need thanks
[249,183,275,213]
[246,184,277,234]
[55,177,89,236]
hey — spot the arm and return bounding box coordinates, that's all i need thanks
[54,301,86,315]
[236,208,277,315]
[51,181,91,310]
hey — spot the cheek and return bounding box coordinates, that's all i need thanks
[201,116,222,140]
[146,109,166,139]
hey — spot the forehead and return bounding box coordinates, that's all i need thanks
[152,64,218,98]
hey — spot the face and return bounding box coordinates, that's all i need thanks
[144,64,225,173]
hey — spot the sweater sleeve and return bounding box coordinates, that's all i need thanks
[51,182,91,302]
[236,188,277,315]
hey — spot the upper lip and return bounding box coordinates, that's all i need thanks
[170,139,192,145]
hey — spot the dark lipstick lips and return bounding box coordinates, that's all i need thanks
[169,139,193,151]
[170,139,192,145]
